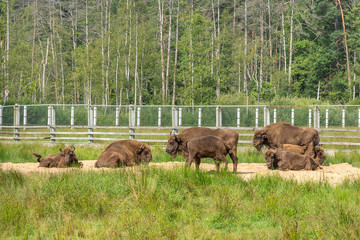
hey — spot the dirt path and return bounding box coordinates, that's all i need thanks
[1,161,360,186]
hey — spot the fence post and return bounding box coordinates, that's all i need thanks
[0,106,2,128]
[291,109,294,126]
[274,109,277,123]
[137,107,141,126]
[158,107,162,128]
[316,106,320,128]
[94,106,97,126]
[115,107,119,126]
[358,108,360,128]
[179,107,182,127]
[47,105,51,125]
[308,109,312,128]
[129,106,135,139]
[255,107,259,128]
[237,108,240,127]
[50,105,56,143]
[71,106,74,128]
[266,107,270,126]
[216,106,222,128]
[326,109,329,128]
[342,107,345,128]
[172,106,178,134]
[263,107,267,127]
[14,104,20,142]
[88,106,94,144]
[198,108,202,127]
[23,106,27,129]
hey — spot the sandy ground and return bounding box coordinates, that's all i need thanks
[1,160,360,186]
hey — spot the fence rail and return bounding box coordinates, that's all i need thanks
[1,104,360,148]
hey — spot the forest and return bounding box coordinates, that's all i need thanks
[0,0,360,106]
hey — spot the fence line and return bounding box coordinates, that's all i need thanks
[1,104,360,147]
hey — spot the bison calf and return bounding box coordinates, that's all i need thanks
[95,140,152,168]
[185,136,233,171]
[265,148,321,171]
[33,146,82,168]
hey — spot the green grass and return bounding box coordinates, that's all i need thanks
[0,167,360,239]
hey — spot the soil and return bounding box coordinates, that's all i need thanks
[1,161,360,186]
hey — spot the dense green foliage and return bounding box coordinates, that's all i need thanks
[1,167,360,239]
[1,0,360,105]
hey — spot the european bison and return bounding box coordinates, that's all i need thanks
[32,146,82,168]
[185,136,233,171]
[165,127,239,172]
[253,122,320,158]
[265,148,322,171]
[279,144,307,155]
[95,140,152,168]
[315,145,327,165]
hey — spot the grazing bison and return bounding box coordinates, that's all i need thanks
[165,127,239,172]
[32,146,82,168]
[315,145,326,165]
[185,136,233,171]
[253,122,320,158]
[95,140,152,168]
[265,148,322,171]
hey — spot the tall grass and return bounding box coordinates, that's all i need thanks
[0,167,359,239]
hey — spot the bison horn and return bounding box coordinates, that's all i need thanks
[59,147,63,152]
[140,144,145,150]
[72,146,75,151]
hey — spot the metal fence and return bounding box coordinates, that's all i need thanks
[0,104,360,147]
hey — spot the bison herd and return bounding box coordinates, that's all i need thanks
[32,122,326,172]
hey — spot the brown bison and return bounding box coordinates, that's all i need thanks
[95,140,152,168]
[32,146,82,168]
[265,148,322,171]
[279,144,307,155]
[253,122,320,158]
[185,136,234,171]
[315,145,327,165]
[165,127,239,172]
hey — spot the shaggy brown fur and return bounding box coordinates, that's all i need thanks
[165,127,239,172]
[33,146,82,168]
[95,140,152,168]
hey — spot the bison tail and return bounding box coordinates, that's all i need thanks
[32,153,42,162]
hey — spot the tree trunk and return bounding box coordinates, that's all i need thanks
[243,0,247,93]
[158,0,165,104]
[172,0,180,105]
[260,1,264,89]
[233,0,236,34]
[31,0,38,85]
[134,14,138,106]
[288,0,294,87]
[5,0,10,88]
[165,0,173,100]
[216,0,221,98]
[281,0,287,74]
[105,0,111,105]
[337,0,352,92]
[42,38,49,101]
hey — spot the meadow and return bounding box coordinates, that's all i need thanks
[1,143,360,239]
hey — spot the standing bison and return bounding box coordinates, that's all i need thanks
[165,127,239,172]
[95,140,152,168]
[253,122,320,158]
[32,146,82,168]
[185,136,234,171]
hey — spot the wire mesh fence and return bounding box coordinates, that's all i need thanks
[0,104,360,129]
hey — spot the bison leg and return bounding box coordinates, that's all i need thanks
[216,155,228,171]
[185,154,194,168]
[194,156,201,170]
[305,142,316,158]
[229,149,238,173]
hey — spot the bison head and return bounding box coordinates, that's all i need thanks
[136,144,152,164]
[165,134,182,158]
[252,129,268,151]
[315,145,326,165]
[60,146,77,165]
[265,148,277,170]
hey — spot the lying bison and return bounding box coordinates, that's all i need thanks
[95,140,152,168]
[253,122,320,158]
[32,146,82,168]
[265,148,322,171]
[185,136,233,171]
[166,127,239,172]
